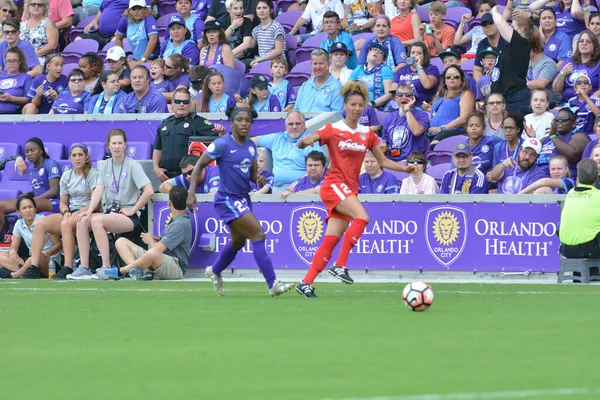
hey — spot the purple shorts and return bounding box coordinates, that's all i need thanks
[51,199,60,213]
[213,192,253,224]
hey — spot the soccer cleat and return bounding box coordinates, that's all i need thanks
[20,266,42,279]
[0,267,13,279]
[95,266,120,280]
[295,282,317,298]
[269,280,295,297]
[129,268,154,281]
[52,266,73,280]
[328,264,354,284]
[67,265,93,280]
[205,266,224,296]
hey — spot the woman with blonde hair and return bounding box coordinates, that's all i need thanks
[20,0,58,67]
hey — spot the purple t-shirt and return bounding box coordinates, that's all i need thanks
[0,39,40,71]
[554,177,576,194]
[498,164,547,194]
[0,72,33,114]
[493,138,523,166]
[252,94,280,113]
[440,168,489,194]
[170,165,220,193]
[29,158,61,198]
[381,110,429,162]
[583,137,599,159]
[51,90,91,114]
[536,132,588,177]
[359,171,399,194]
[466,136,501,175]
[294,172,325,192]
[568,95,600,135]
[393,64,440,106]
[249,170,274,193]
[554,6,586,41]
[151,80,174,94]
[167,72,190,89]
[342,104,378,127]
[544,30,572,62]
[205,133,257,197]
[557,58,600,100]
[122,87,168,113]
[27,74,68,114]
[99,0,130,36]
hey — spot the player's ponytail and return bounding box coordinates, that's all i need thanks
[339,81,369,104]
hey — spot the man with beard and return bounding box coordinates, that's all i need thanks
[489,137,546,194]
[250,110,324,194]
[440,143,489,194]
[380,85,429,162]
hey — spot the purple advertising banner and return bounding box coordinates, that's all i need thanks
[0,119,286,151]
[153,200,562,273]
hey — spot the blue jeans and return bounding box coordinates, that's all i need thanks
[504,87,531,115]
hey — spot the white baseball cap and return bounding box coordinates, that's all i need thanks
[106,46,126,61]
[129,0,146,8]
[522,138,542,155]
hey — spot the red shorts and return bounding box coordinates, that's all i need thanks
[461,54,476,60]
[320,181,356,223]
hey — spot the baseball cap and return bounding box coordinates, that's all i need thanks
[481,13,494,24]
[250,74,270,88]
[369,42,389,59]
[479,46,499,58]
[452,143,472,156]
[522,138,542,155]
[329,42,349,54]
[168,14,186,28]
[439,47,461,60]
[106,46,126,61]
[204,20,223,31]
[128,0,146,8]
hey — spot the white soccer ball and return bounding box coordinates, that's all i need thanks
[402,281,434,312]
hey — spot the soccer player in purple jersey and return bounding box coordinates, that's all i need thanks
[186,107,294,297]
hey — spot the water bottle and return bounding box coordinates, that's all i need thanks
[347,14,354,30]
[48,258,56,280]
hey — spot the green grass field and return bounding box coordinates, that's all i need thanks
[1,280,600,400]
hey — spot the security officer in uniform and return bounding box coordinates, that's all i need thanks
[153,87,226,181]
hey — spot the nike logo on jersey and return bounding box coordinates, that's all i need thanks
[230,150,237,153]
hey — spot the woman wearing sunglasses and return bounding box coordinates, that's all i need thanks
[0,0,16,44]
[483,93,506,138]
[535,107,589,178]
[424,65,474,147]
[49,68,91,114]
[0,18,43,78]
[162,54,190,102]
[19,0,58,67]
[399,151,438,194]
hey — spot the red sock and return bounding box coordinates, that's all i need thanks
[302,235,340,285]
[336,218,368,267]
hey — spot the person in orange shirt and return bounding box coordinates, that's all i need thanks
[420,1,455,57]
[389,0,421,46]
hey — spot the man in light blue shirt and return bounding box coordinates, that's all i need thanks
[294,48,343,113]
[251,110,325,193]
[319,10,357,70]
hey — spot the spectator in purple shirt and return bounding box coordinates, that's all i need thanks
[359,151,399,194]
[77,0,129,48]
[160,14,200,67]
[49,68,91,114]
[0,46,32,113]
[0,18,42,77]
[440,143,489,194]
[582,115,600,159]
[23,53,66,114]
[280,151,326,198]
[342,102,379,132]
[162,53,190,102]
[381,84,428,161]
[122,65,168,113]
[518,154,575,194]
[489,137,547,194]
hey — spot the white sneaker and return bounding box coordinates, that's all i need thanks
[205,266,224,296]
[269,280,295,297]
[66,265,93,280]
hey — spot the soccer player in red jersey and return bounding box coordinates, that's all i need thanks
[295,81,415,298]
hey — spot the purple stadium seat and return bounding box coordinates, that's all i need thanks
[294,33,327,64]
[62,63,79,76]
[157,13,177,39]
[0,143,21,159]
[430,57,445,73]
[352,32,375,45]
[376,110,388,126]
[56,160,73,174]
[417,7,429,23]
[0,189,21,201]
[233,59,246,74]
[61,39,99,64]
[427,163,451,185]
[127,142,152,160]
[84,142,106,162]
[44,143,65,160]
[246,61,273,81]
[159,0,177,17]
[99,40,133,60]
[210,64,251,98]
[426,135,466,165]
[3,161,30,194]
[385,169,410,185]
[461,58,474,74]
[285,34,298,65]
[277,0,299,12]
[276,10,305,33]
[285,60,312,87]
[445,8,471,24]
[69,15,97,42]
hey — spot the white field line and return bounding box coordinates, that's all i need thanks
[321,386,600,400]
